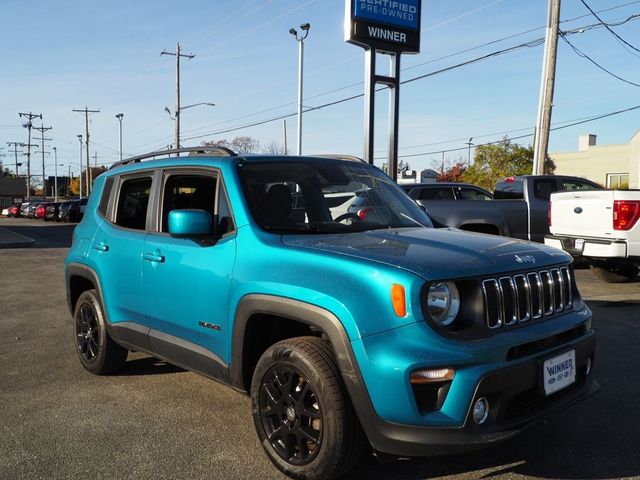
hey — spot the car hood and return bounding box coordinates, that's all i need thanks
[282,227,570,280]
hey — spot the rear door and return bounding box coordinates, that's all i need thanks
[88,173,153,332]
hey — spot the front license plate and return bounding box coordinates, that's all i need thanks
[543,350,576,396]
[574,238,585,251]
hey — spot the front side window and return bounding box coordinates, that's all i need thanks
[238,159,433,234]
[561,179,600,191]
[161,174,217,232]
[115,177,152,230]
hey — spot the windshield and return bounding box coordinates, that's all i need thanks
[237,158,434,234]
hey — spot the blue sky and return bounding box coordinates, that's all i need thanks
[2,0,640,178]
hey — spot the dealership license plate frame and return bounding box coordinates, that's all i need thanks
[542,349,576,396]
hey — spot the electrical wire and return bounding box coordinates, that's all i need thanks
[560,33,640,88]
[388,104,640,159]
[578,0,640,56]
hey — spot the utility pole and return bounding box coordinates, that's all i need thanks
[93,151,98,167]
[73,107,100,194]
[533,0,561,175]
[466,137,474,164]
[77,134,83,199]
[161,43,195,156]
[6,142,25,177]
[34,125,52,199]
[18,112,43,200]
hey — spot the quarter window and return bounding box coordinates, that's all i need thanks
[115,177,152,230]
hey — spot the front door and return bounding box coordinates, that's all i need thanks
[142,170,237,370]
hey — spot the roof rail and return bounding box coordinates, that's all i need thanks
[109,146,237,170]
[312,154,366,163]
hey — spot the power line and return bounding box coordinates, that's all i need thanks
[389,104,640,160]
[177,16,640,144]
[578,0,640,55]
[560,33,640,88]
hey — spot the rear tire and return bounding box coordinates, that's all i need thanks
[251,337,366,480]
[590,260,640,283]
[74,289,128,374]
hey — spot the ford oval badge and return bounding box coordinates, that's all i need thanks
[574,207,583,214]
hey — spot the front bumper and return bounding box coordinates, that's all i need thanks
[349,328,598,457]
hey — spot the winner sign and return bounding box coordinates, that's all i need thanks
[345,0,421,53]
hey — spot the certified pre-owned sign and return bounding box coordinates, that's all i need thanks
[346,0,421,53]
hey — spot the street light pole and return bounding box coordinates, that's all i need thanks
[77,135,83,199]
[466,137,474,164]
[116,113,124,161]
[53,147,60,203]
[290,23,310,156]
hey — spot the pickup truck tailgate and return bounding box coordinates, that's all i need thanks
[550,191,614,237]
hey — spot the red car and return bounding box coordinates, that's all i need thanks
[35,203,48,219]
[8,204,21,217]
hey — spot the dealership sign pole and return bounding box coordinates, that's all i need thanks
[345,0,421,181]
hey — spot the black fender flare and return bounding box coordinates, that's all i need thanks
[230,294,386,444]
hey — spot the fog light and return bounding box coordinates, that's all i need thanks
[586,357,592,376]
[472,398,489,424]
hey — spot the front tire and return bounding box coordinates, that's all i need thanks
[74,289,128,374]
[251,337,365,480]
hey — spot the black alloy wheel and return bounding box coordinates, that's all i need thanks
[251,337,365,480]
[259,365,323,465]
[73,289,128,375]
[76,303,100,363]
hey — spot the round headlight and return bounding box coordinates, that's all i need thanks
[427,281,460,326]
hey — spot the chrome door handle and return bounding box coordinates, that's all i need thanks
[143,252,165,263]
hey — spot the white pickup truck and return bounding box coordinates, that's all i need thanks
[545,190,640,282]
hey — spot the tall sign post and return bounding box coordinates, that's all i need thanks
[345,0,421,180]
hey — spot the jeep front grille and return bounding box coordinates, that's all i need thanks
[482,267,573,330]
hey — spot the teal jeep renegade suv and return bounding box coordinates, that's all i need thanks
[65,148,598,480]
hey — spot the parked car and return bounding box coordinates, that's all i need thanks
[402,182,493,201]
[8,204,21,217]
[27,202,41,218]
[545,189,640,282]
[45,202,61,222]
[66,198,88,222]
[20,202,31,218]
[65,149,597,480]
[35,203,50,220]
[59,201,73,222]
[403,176,600,242]
[1,206,10,216]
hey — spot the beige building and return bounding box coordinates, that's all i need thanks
[550,130,640,189]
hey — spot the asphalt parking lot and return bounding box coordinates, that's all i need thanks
[1,218,639,480]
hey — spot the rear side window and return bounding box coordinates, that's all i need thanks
[533,178,558,200]
[419,187,454,200]
[115,177,152,230]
